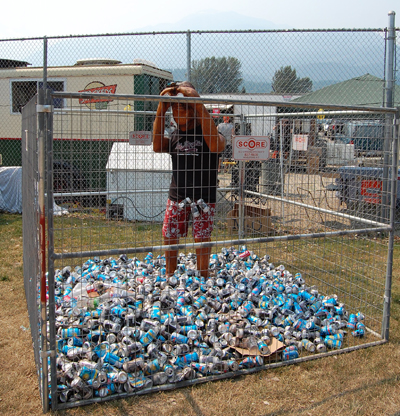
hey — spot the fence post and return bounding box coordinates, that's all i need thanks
[39,37,52,413]
[37,87,49,413]
[382,111,399,341]
[384,12,396,109]
[238,115,246,238]
[43,36,48,90]
[186,30,191,82]
[44,85,58,411]
[382,11,396,222]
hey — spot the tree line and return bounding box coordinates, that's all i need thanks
[189,56,312,94]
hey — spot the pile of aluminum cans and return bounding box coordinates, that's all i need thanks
[53,247,365,403]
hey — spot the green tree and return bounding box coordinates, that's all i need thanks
[271,66,312,94]
[191,56,243,94]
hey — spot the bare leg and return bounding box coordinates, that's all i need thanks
[195,237,211,278]
[164,237,179,277]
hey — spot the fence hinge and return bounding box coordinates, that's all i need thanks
[36,104,53,113]
[40,349,56,358]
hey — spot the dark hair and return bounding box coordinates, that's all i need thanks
[179,81,196,90]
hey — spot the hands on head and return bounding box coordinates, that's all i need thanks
[161,81,199,98]
[153,81,224,154]
[160,82,200,130]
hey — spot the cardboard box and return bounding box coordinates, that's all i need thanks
[233,336,285,357]
[227,203,273,235]
[307,155,319,174]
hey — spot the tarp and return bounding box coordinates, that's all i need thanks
[0,166,68,215]
[0,167,22,213]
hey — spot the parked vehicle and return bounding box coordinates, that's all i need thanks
[335,166,400,212]
[352,123,384,156]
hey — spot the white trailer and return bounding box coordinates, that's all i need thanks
[0,58,173,166]
[203,93,301,137]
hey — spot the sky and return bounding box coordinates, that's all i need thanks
[2,0,399,39]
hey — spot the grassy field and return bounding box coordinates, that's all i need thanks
[1,212,400,416]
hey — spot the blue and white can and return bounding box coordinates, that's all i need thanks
[282,346,299,360]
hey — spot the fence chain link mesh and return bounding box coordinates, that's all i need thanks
[21,95,42,399]
[9,26,399,412]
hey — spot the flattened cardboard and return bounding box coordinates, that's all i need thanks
[227,203,273,235]
[232,337,285,357]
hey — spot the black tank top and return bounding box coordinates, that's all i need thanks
[168,125,219,203]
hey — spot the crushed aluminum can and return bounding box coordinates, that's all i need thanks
[174,352,199,368]
[123,357,145,373]
[152,371,169,386]
[53,249,362,405]
[324,338,342,349]
[282,346,299,360]
[347,314,357,329]
[300,339,316,353]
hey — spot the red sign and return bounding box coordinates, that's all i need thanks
[233,136,270,161]
[361,180,382,204]
[292,134,308,151]
[129,131,152,146]
[212,108,221,118]
[79,84,117,104]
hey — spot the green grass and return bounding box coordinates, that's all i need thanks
[2,211,400,415]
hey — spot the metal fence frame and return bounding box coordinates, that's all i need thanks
[44,91,398,411]
[1,19,399,168]
[22,93,42,404]
[18,12,400,414]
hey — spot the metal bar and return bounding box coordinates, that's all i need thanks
[0,28,389,44]
[382,111,399,341]
[381,12,397,222]
[53,108,165,116]
[42,37,47,91]
[51,92,398,114]
[244,110,383,118]
[238,115,246,239]
[384,12,396,109]
[53,107,393,119]
[37,88,49,413]
[245,189,390,228]
[186,30,191,82]
[52,225,388,260]
[44,88,58,412]
[54,338,386,411]
[279,119,285,226]
[52,187,235,198]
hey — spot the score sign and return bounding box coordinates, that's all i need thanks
[212,108,221,118]
[129,131,152,146]
[292,134,308,151]
[233,136,270,161]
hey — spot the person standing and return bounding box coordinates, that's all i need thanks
[153,81,225,278]
[218,116,234,170]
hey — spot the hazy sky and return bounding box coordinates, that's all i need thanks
[2,0,399,38]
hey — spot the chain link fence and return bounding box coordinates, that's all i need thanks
[15,19,400,413]
[1,27,399,167]
[22,94,42,401]
[21,89,398,411]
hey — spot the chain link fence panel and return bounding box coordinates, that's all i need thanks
[42,90,398,411]
[13,24,399,412]
[21,94,43,403]
[1,28,399,167]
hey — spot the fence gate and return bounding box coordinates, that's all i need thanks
[20,87,399,411]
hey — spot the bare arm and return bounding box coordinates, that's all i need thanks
[195,103,226,153]
[153,84,225,154]
[152,91,171,153]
